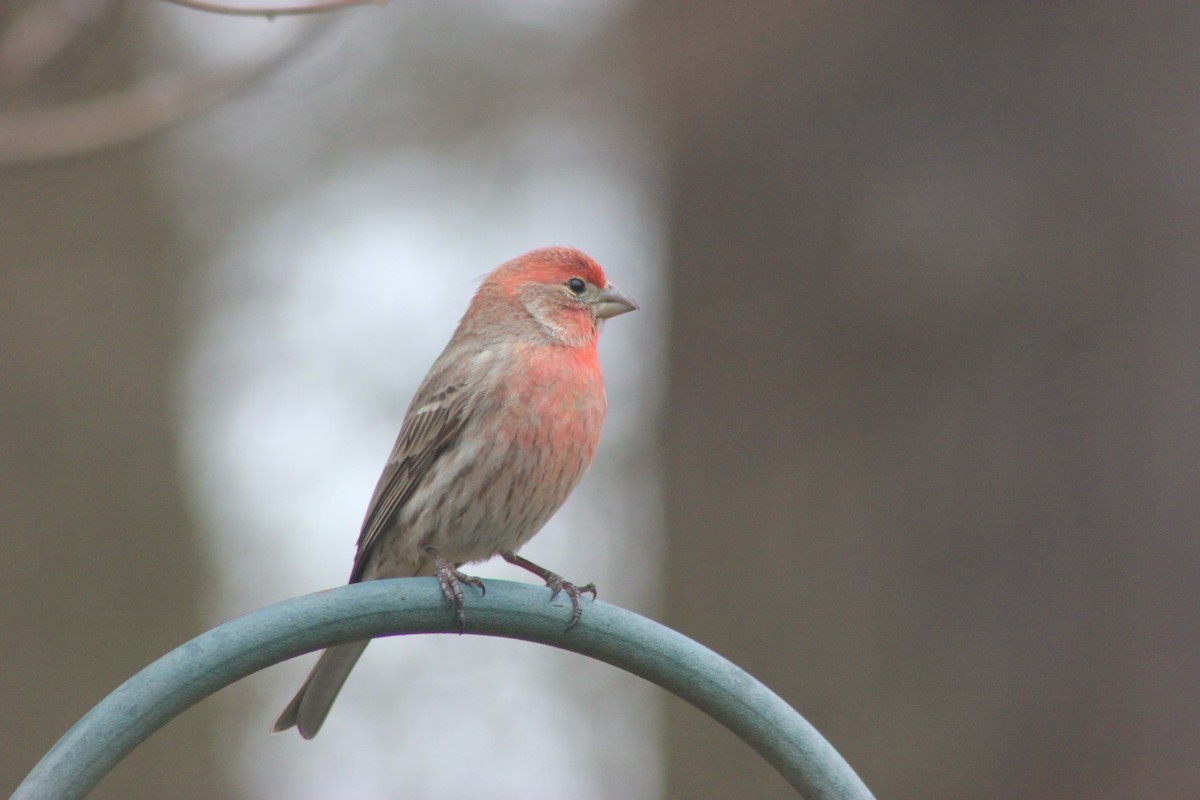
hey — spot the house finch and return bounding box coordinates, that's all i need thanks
[273,246,637,739]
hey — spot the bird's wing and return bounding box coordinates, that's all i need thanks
[349,381,471,583]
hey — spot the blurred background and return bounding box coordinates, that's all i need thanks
[3,2,1199,798]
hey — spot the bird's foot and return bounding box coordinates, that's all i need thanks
[427,547,485,629]
[501,551,596,631]
[547,574,597,632]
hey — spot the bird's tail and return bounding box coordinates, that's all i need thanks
[272,640,370,739]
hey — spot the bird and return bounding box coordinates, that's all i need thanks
[273,246,638,739]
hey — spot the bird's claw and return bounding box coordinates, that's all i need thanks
[499,551,596,632]
[428,548,484,629]
[544,572,597,631]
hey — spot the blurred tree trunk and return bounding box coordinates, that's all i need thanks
[0,21,222,800]
[644,3,1200,798]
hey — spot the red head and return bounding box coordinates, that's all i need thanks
[465,247,638,348]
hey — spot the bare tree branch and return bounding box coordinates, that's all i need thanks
[157,0,385,19]
[0,0,119,90]
[0,20,327,166]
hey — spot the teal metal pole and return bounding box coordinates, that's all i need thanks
[13,579,874,799]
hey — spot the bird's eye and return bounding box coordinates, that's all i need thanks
[566,277,587,295]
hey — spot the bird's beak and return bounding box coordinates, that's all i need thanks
[593,283,639,319]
